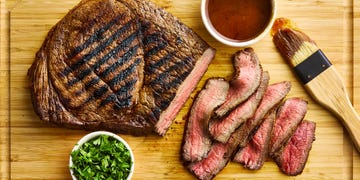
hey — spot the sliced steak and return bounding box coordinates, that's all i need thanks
[187,81,290,180]
[233,109,275,170]
[273,120,316,176]
[209,71,269,143]
[28,0,215,135]
[236,81,292,148]
[213,48,262,119]
[182,78,229,162]
[269,97,308,156]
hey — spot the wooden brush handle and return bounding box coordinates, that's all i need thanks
[305,66,360,153]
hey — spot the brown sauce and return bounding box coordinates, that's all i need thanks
[208,0,272,41]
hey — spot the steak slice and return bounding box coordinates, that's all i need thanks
[188,135,238,180]
[28,0,215,135]
[182,78,229,162]
[213,48,262,119]
[269,97,308,156]
[237,81,292,148]
[209,71,269,143]
[233,109,276,170]
[273,120,316,176]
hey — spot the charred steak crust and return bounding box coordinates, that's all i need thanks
[28,0,214,135]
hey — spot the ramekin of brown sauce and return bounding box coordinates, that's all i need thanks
[201,0,276,47]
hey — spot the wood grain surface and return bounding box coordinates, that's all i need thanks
[1,0,360,179]
[353,0,360,179]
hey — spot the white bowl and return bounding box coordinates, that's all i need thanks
[201,0,277,47]
[69,131,134,180]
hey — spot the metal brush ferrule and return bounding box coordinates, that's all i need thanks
[293,50,332,84]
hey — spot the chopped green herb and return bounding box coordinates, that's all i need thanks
[70,135,132,180]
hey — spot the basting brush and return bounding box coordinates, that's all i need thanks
[272,17,360,153]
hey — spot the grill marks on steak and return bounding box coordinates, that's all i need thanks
[269,98,308,156]
[52,3,143,112]
[233,110,276,170]
[142,22,192,103]
[155,48,215,135]
[182,78,229,162]
[118,0,217,135]
[273,120,316,176]
[33,0,144,126]
[28,0,214,135]
[213,48,262,119]
[209,71,269,143]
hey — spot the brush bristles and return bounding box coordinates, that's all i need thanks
[291,41,318,66]
[272,18,319,67]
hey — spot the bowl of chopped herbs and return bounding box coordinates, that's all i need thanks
[69,131,134,180]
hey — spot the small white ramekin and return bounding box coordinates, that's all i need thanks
[69,131,135,180]
[201,0,277,47]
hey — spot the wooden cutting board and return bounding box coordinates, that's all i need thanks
[1,0,360,179]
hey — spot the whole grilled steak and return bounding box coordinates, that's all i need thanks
[28,0,215,135]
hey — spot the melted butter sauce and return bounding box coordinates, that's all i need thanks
[208,0,272,41]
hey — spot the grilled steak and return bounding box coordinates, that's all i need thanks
[213,48,262,119]
[28,0,215,135]
[236,81,291,148]
[233,109,275,170]
[209,71,269,143]
[182,78,229,162]
[269,98,308,156]
[273,120,316,176]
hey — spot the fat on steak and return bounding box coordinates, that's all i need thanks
[28,0,215,135]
